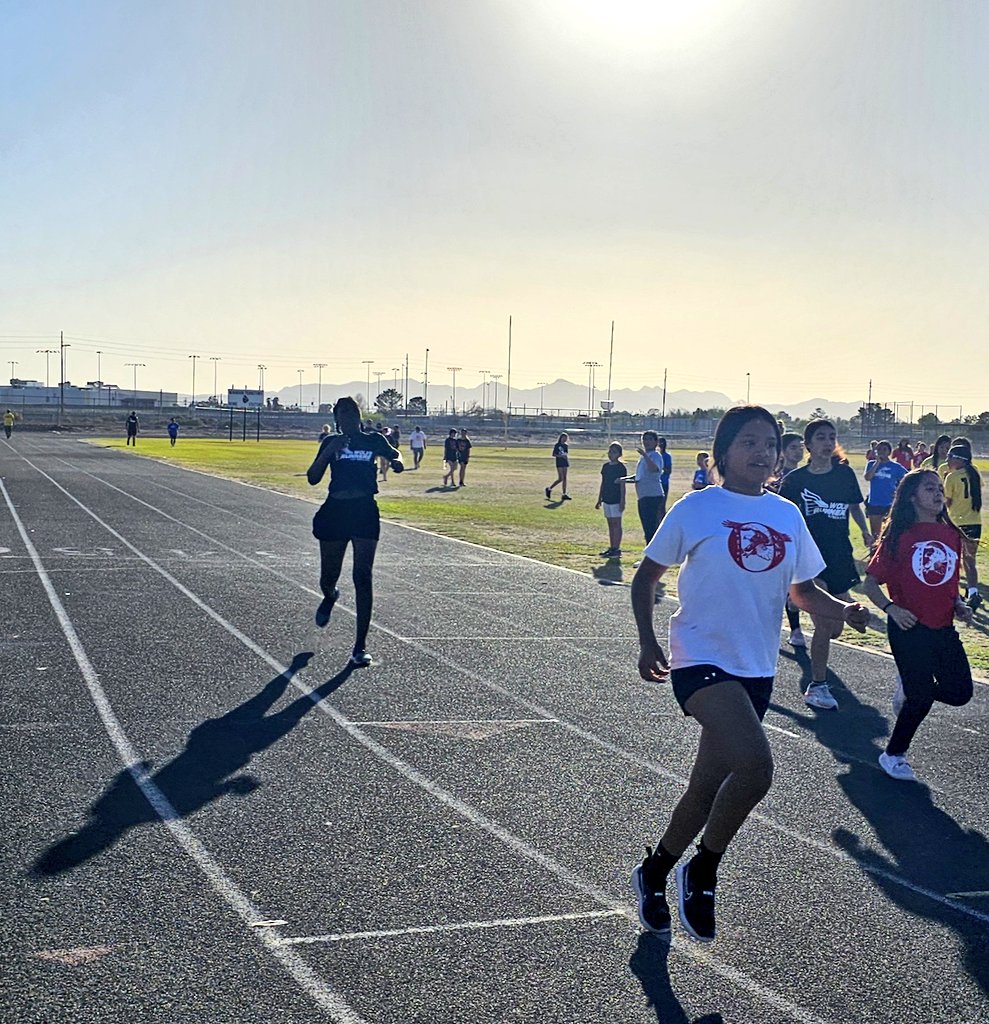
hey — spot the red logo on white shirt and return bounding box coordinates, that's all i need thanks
[910,541,957,587]
[723,521,792,573]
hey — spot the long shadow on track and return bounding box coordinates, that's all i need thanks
[774,679,989,1000]
[629,933,725,1023]
[32,652,353,876]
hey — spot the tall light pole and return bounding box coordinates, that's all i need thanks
[746,372,751,404]
[537,381,547,416]
[125,362,145,401]
[209,356,221,403]
[297,368,304,409]
[313,362,327,411]
[96,349,102,404]
[257,364,267,392]
[583,360,601,418]
[479,369,490,411]
[490,373,502,412]
[393,366,401,394]
[448,366,462,415]
[423,349,429,415]
[189,353,199,407]
[59,331,70,423]
[8,360,18,381]
[36,349,57,388]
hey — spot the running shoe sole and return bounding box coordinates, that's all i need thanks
[630,865,671,936]
[676,862,714,943]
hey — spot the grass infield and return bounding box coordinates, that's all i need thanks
[93,436,989,675]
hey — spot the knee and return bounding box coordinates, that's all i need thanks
[940,682,973,707]
[829,620,844,639]
[737,753,774,797]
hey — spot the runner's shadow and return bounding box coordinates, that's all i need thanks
[592,563,626,585]
[774,683,989,998]
[629,933,725,1023]
[32,653,352,876]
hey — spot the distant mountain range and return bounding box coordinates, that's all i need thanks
[270,377,866,421]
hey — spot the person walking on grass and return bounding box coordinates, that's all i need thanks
[864,440,907,542]
[409,425,426,469]
[628,430,666,543]
[546,432,571,500]
[862,470,973,781]
[943,445,983,611]
[167,418,179,447]
[3,409,14,440]
[442,429,458,487]
[779,419,873,710]
[125,411,139,446]
[595,442,627,557]
[456,428,472,487]
[630,406,868,943]
[307,396,404,667]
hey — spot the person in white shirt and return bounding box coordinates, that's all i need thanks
[409,426,427,469]
[628,405,869,944]
[628,430,666,542]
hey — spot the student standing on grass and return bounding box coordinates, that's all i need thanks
[595,442,627,557]
[167,418,179,447]
[409,425,426,469]
[657,436,673,501]
[630,406,868,942]
[442,429,458,487]
[862,470,973,781]
[546,432,571,500]
[125,411,139,446]
[3,409,14,440]
[768,432,808,646]
[307,396,403,667]
[779,420,873,710]
[628,430,666,542]
[864,440,907,541]
[691,452,710,490]
[456,429,472,487]
[943,445,983,611]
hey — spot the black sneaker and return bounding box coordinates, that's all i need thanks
[349,648,372,667]
[968,592,983,612]
[315,588,339,628]
[676,859,716,942]
[544,487,552,499]
[630,847,672,936]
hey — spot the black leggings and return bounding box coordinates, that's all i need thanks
[887,619,972,755]
[319,538,378,652]
[637,496,666,543]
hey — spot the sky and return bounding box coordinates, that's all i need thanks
[2,0,989,413]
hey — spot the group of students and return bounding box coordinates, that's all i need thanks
[121,411,180,446]
[304,398,981,948]
[442,428,473,487]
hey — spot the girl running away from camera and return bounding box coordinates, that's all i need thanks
[630,406,868,942]
[307,396,404,667]
[862,470,973,781]
[779,420,873,710]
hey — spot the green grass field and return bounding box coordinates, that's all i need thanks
[93,436,989,674]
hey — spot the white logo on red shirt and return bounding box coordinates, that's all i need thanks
[723,521,792,573]
[910,541,957,587]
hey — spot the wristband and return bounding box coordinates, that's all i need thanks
[883,601,894,612]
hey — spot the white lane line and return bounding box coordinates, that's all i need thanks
[0,479,369,1024]
[281,910,625,945]
[36,453,989,928]
[400,636,637,641]
[349,719,557,725]
[15,456,837,1024]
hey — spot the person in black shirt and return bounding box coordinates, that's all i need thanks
[595,442,627,557]
[442,429,458,487]
[307,396,403,666]
[546,432,571,500]
[125,411,139,446]
[456,429,473,487]
[779,419,872,710]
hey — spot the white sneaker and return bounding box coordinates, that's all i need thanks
[892,676,905,717]
[804,683,839,710]
[879,751,916,781]
[788,627,807,648]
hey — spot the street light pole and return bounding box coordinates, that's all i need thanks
[125,362,146,401]
[583,360,601,418]
[490,373,502,412]
[210,356,221,403]
[537,381,547,416]
[746,372,751,404]
[297,368,304,409]
[36,349,57,388]
[8,360,18,381]
[447,366,462,416]
[189,354,199,406]
[257,364,267,392]
[479,370,489,411]
[313,362,327,411]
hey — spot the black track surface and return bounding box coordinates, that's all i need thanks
[2,435,987,1024]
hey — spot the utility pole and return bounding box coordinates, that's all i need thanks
[210,356,221,403]
[661,367,668,431]
[506,315,512,432]
[189,354,199,406]
[448,366,462,416]
[313,362,326,411]
[583,360,601,418]
[607,320,614,403]
[125,362,146,401]
[96,350,102,404]
[59,331,70,424]
[423,349,429,415]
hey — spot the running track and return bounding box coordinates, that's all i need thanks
[1,435,987,1024]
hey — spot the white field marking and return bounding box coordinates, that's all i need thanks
[946,891,989,899]
[16,460,839,1024]
[348,718,557,726]
[399,636,638,641]
[36,451,989,927]
[281,909,625,946]
[0,479,369,1024]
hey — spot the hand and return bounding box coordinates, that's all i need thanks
[595,500,601,509]
[321,434,347,457]
[390,459,404,474]
[887,603,918,630]
[635,446,645,456]
[955,600,974,625]
[843,602,870,633]
[861,529,874,549]
[637,640,670,682]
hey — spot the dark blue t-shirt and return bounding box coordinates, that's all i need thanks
[325,430,398,498]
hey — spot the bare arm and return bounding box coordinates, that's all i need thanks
[789,579,869,631]
[864,461,879,482]
[630,557,671,680]
[849,503,872,547]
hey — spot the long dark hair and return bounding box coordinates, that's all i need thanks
[931,434,951,467]
[711,405,781,480]
[949,453,983,513]
[333,396,361,432]
[876,469,963,558]
[803,418,848,464]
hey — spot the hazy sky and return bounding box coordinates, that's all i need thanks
[3,0,988,410]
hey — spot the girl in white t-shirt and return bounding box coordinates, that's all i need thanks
[629,406,869,944]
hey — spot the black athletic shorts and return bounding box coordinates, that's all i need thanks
[670,664,773,721]
[312,497,380,542]
[960,524,982,541]
[865,503,891,518]
[818,561,859,597]
[555,458,569,468]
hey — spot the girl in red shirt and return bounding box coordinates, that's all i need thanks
[863,470,973,781]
